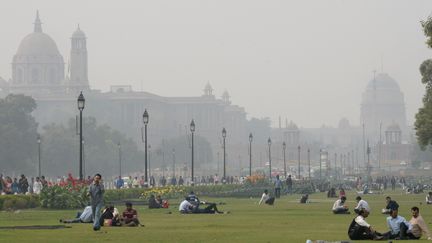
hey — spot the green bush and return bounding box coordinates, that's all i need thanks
[0,195,40,210]
[40,184,88,209]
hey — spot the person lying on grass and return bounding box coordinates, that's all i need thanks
[60,205,93,223]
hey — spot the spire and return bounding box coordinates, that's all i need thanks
[34,10,42,33]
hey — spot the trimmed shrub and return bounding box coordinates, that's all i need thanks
[0,195,40,210]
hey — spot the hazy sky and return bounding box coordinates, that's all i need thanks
[1,0,432,128]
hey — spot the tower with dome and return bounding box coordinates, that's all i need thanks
[360,73,408,142]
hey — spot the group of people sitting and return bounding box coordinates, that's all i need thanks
[344,195,432,240]
[60,202,143,227]
[178,191,226,214]
[148,194,169,209]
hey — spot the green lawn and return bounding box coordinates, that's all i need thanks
[0,190,430,242]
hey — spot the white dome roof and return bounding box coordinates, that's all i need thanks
[16,32,62,56]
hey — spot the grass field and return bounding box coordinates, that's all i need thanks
[0,189,430,242]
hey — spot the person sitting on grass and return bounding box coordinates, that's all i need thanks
[327,187,337,198]
[99,205,121,227]
[178,197,224,214]
[381,196,399,214]
[121,202,143,227]
[332,196,350,214]
[385,208,412,240]
[258,189,275,206]
[300,194,309,204]
[426,192,432,205]
[348,207,384,240]
[60,205,93,223]
[408,206,432,240]
[157,195,169,208]
[148,194,162,209]
[354,196,370,214]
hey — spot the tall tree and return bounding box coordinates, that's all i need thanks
[415,16,432,149]
[0,94,38,175]
[41,117,145,178]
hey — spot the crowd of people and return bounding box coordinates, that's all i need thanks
[0,174,49,195]
[3,171,432,241]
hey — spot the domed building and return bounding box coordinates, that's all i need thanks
[10,11,66,94]
[360,73,407,142]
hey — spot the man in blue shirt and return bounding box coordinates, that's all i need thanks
[115,176,124,189]
[88,173,105,231]
[386,209,412,240]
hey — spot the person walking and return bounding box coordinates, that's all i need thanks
[88,173,105,231]
[274,175,282,198]
[286,175,293,195]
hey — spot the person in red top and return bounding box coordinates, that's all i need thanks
[121,202,143,227]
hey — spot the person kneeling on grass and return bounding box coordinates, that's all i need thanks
[259,189,275,206]
[121,202,143,227]
[332,196,350,214]
[60,205,93,223]
[348,208,384,240]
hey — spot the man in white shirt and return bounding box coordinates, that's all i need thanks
[258,189,275,205]
[354,196,370,214]
[332,196,349,214]
[348,208,383,240]
[179,199,194,213]
[33,177,43,195]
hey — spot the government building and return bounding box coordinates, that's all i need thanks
[0,12,419,178]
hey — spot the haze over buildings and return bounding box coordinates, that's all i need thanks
[0,0,431,128]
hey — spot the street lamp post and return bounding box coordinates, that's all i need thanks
[319,149,322,181]
[172,148,176,178]
[143,109,149,186]
[118,142,122,178]
[222,128,227,182]
[367,141,371,183]
[190,119,195,186]
[282,142,287,178]
[268,138,272,179]
[297,145,301,179]
[77,92,85,180]
[37,134,41,177]
[249,133,253,177]
[308,148,311,180]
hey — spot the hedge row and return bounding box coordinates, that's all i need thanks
[0,195,40,210]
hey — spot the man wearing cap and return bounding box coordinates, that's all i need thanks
[348,208,384,240]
